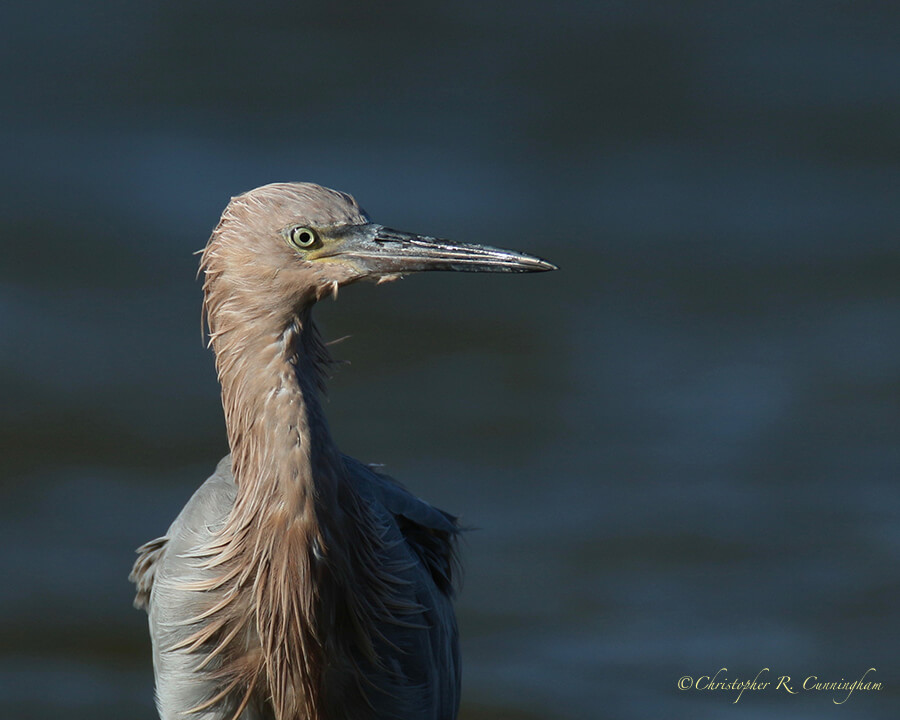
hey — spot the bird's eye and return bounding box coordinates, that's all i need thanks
[287,226,318,249]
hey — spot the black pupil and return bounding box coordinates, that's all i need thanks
[296,230,312,245]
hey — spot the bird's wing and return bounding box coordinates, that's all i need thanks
[342,454,461,594]
[341,454,458,533]
[130,536,168,610]
[130,457,261,720]
[129,456,236,612]
[340,456,461,720]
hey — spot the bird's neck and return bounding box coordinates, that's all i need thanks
[202,304,407,719]
[210,306,345,718]
[216,307,341,506]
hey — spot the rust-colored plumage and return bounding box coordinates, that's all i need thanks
[130,183,555,720]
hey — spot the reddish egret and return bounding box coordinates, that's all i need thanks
[130,182,555,719]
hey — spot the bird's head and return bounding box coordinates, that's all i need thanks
[201,182,556,330]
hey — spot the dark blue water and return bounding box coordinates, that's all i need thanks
[2,2,899,718]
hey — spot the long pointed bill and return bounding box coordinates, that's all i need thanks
[320,223,557,275]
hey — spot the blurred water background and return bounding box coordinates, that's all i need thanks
[2,2,899,719]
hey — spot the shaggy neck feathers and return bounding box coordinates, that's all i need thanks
[206,297,339,718]
[196,247,408,720]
